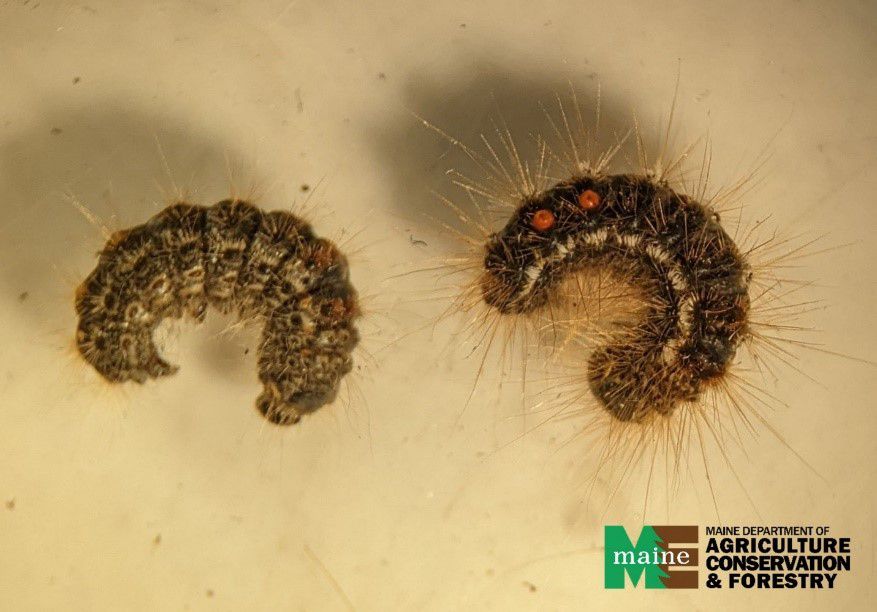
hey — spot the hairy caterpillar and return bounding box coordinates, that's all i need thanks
[417,87,828,513]
[75,198,360,426]
[483,174,748,422]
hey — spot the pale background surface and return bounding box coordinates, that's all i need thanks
[0,0,875,610]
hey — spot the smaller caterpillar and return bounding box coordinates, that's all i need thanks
[75,199,360,425]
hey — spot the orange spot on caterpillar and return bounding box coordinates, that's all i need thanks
[531,209,555,231]
[577,189,601,211]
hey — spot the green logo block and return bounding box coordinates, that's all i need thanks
[604,526,669,589]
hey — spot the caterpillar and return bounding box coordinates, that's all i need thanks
[482,174,748,422]
[74,198,360,426]
[417,87,826,513]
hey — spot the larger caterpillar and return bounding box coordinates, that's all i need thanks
[75,199,360,425]
[418,88,822,514]
[483,174,748,422]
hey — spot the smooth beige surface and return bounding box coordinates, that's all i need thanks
[0,0,875,610]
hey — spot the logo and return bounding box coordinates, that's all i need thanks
[604,525,699,589]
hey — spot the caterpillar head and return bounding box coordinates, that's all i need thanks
[255,292,360,426]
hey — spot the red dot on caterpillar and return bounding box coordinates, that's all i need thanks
[577,189,601,211]
[531,209,556,231]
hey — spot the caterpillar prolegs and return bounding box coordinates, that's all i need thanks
[75,199,360,425]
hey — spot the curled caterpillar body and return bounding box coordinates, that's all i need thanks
[482,174,750,422]
[74,199,360,425]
